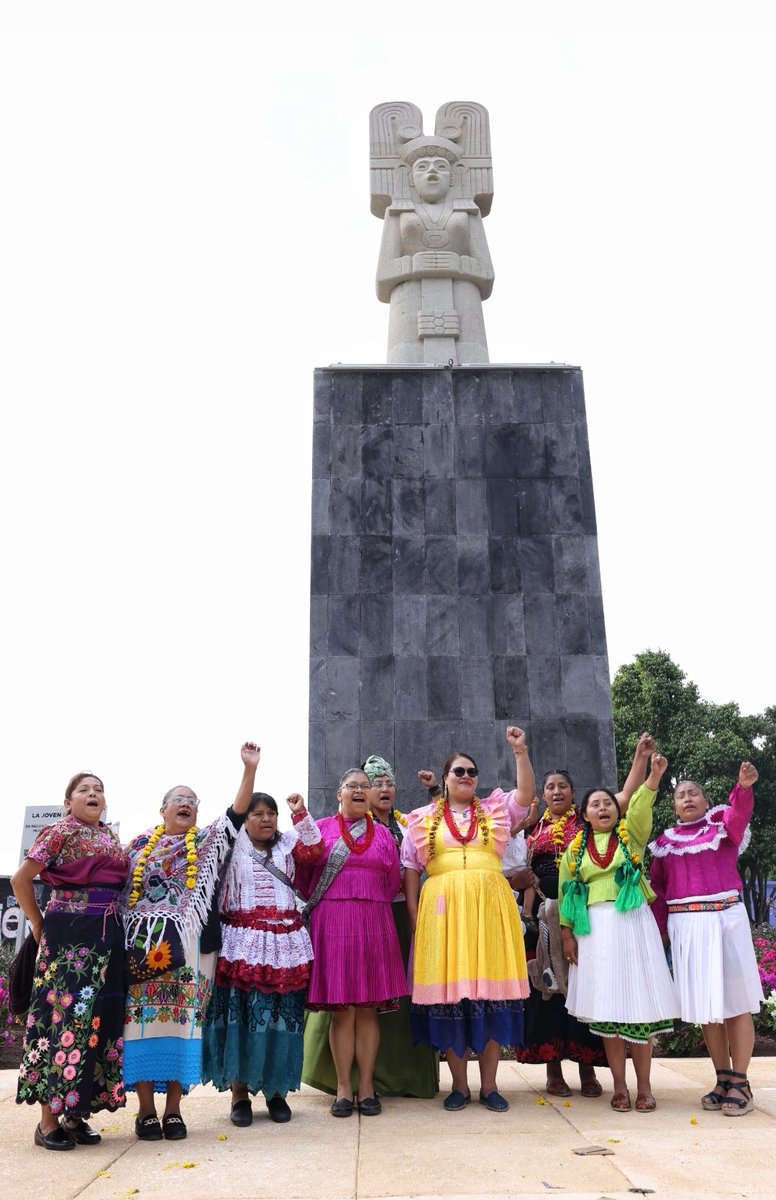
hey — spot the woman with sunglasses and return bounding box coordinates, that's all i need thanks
[122,742,260,1141]
[403,727,534,1112]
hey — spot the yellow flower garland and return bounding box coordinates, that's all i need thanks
[128,824,198,907]
[393,808,408,828]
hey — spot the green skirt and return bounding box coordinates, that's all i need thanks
[302,902,438,1098]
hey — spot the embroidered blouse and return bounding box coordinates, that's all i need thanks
[295,817,401,903]
[648,782,752,935]
[220,810,323,915]
[27,816,129,889]
[401,792,513,873]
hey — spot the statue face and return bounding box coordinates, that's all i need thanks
[412,157,452,201]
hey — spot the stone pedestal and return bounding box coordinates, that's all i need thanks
[308,365,616,815]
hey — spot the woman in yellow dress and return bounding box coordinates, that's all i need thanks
[402,726,533,1112]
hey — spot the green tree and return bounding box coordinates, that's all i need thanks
[611,650,776,921]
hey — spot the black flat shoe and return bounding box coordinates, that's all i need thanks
[134,1114,163,1141]
[331,1097,354,1117]
[357,1095,382,1116]
[60,1117,102,1145]
[162,1113,187,1140]
[230,1100,253,1127]
[34,1123,76,1151]
[266,1095,291,1123]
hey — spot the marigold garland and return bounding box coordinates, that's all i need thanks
[128,824,198,907]
[532,808,575,865]
[393,808,408,828]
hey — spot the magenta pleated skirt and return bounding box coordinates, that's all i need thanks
[305,897,408,1008]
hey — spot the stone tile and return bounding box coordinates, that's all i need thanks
[577,466,599,534]
[310,533,329,595]
[325,657,360,720]
[312,422,331,478]
[518,536,555,593]
[309,656,327,720]
[484,371,519,424]
[541,368,572,422]
[362,372,393,424]
[494,654,529,720]
[393,594,427,654]
[425,477,456,533]
[491,593,525,655]
[309,596,328,656]
[460,657,496,719]
[588,594,609,654]
[361,594,394,656]
[523,592,559,655]
[545,421,579,477]
[529,719,568,775]
[327,594,360,656]
[515,422,549,478]
[556,593,592,655]
[527,654,562,716]
[422,371,454,423]
[553,535,589,592]
[452,369,485,424]
[395,656,428,719]
[359,721,395,766]
[457,536,491,595]
[458,594,493,656]
[456,478,488,535]
[362,478,392,534]
[360,656,395,720]
[561,654,611,718]
[311,478,330,534]
[331,372,361,423]
[427,656,462,718]
[425,594,459,657]
[484,423,519,477]
[360,536,393,594]
[393,536,426,594]
[425,535,458,594]
[392,373,423,424]
[325,718,360,784]
[489,536,521,593]
[513,370,544,422]
[394,720,436,790]
[362,425,394,476]
[517,479,553,535]
[455,425,485,476]
[392,478,425,533]
[585,534,604,594]
[423,423,454,478]
[330,425,362,478]
[328,536,360,594]
[392,425,424,478]
[307,720,326,789]
[487,478,520,535]
[550,477,586,534]
[564,716,608,788]
[329,478,362,534]
[313,367,331,422]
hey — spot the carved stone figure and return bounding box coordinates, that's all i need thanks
[370,101,494,365]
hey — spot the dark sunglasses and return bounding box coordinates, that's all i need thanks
[450,766,478,778]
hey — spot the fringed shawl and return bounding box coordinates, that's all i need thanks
[123,811,236,951]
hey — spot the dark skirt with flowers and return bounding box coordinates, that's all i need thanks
[16,887,126,1116]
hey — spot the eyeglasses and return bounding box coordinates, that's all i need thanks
[166,796,200,809]
[341,782,370,791]
[450,767,478,778]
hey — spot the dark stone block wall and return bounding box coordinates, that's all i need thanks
[308,366,616,816]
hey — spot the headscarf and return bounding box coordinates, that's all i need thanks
[362,755,403,851]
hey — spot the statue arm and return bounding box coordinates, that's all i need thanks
[376,214,413,302]
[458,212,494,298]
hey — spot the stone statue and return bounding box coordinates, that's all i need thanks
[370,101,494,365]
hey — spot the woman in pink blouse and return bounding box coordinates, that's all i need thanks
[12,773,130,1150]
[649,762,763,1116]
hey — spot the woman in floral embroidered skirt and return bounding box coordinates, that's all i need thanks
[12,772,129,1150]
[122,742,259,1141]
[201,790,322,1125]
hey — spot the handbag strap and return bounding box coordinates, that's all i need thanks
[301,818,367,921]
[254,846,307,905]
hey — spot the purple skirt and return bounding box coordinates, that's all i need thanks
[306,897,408,1008]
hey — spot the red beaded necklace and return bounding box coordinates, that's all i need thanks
[586,830,619,870]
[443,802,478,845]
[337,811,375,855]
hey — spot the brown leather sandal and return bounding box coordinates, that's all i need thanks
[610,1091,631,1111]
[635,1093,657,1112]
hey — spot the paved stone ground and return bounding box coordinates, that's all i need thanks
[2,1058,775,1200]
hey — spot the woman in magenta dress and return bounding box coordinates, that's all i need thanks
[12,772,129,1150]
[649,761,763,1116]
[297,767,407,1117]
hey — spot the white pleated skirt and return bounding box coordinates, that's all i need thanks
[667,902,764,1024]
[567,902,680,1025]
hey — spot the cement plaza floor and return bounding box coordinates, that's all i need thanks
[2,1057,775,1200]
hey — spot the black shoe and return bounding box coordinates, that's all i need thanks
[266,1095,291,1123]
[162,1113,187,1140]
[442,1088,471,1111]
[357,1095,382,1116]
[134,1114,163,1141]
[331,1097,354,1117]
[230,1100,253,1127]
[60,1117,102,1145]
[34,1123,76,1151]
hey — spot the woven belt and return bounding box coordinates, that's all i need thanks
[667,896,739,914]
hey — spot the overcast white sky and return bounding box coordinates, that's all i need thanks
[1,2,774,873]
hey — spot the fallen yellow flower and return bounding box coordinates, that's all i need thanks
[563,1100,572,1107]
[218,1133,228,1141]
[535,1096,547,1105]
[690,1116,698,1125]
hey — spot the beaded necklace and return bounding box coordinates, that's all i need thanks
[336,811,375,854]
[128,824,198,907]
[568,819,642,878]
[428,795,489,860]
